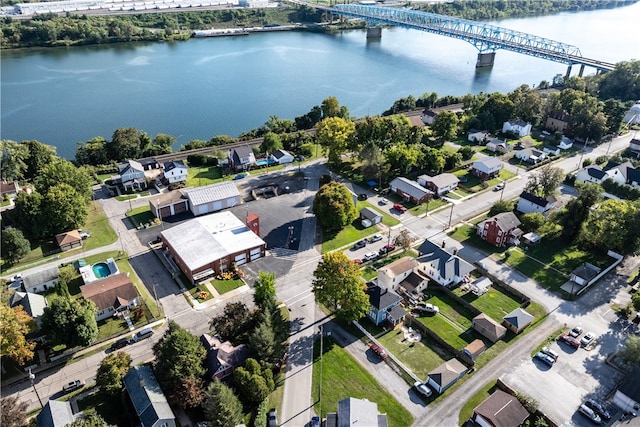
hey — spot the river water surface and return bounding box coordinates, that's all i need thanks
[2,2,639,158]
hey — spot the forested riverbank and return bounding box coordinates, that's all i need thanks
[1,0,638,49]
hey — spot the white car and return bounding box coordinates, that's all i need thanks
[369,234,383,243]
[363,251,378,262]
[413,381,432,397]
[580,332,596,347]
[378,198,389,205]
[415,303,439,314]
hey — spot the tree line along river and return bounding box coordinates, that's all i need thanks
[1,2,639,159]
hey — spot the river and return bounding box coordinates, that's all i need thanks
[2,2,639,159]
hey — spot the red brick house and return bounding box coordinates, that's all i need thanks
[476,212,522,247]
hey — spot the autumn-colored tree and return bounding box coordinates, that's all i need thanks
[0,302,35,365]
[1,396,29,427]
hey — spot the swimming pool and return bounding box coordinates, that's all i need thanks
[92,262,111,279]
[255,158,277,166]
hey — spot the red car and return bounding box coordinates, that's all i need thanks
[559,333,581,349]
[352,258,363,265]
[379,243,396,255]
[369,343,388,360]
[393,203,407,213]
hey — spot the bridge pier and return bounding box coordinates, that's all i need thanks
[565,64,572,77]
[578,64,585,77]
[366,26,382,39]
[475,52,495,68]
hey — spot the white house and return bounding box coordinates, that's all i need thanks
[229,146,256,171]
[575,165,608,185]
[516,191,556,214]
[377,257,419,292]
[184,181,241,217]
[514,147,546,163]
[163,160,188,184]
[630,138,640,154]
[623,102,640,125]
[486,138,509,153]
[543,146,560,156]
[80,273,140,321]
[117,160,146,191]
[270,149,294,164]
[415,240,474,287]
[559,136,574,150]
[417,173,459,196]
[467,129,490,143]
[502,119,532,137]
[23,267,59,294]
[613,367,640,414]
[471,158,503,180]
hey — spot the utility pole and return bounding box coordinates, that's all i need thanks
[319,325,323,418]
[499,181,506,201]
[447,203,454,229]
[28,369,44,409]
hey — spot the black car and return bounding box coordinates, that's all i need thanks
[111,337,130,351]
[358,193,368,200]
[585,399,611,420]
[267,409,278,427]
[353,239,367,250]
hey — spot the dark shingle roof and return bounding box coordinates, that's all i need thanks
[124,366,175,427]
[163,160,186,172]
[416,240,474,282]
[473,390,529,427]
[367,284,401,310]
[503,307,534,329]
[519,191,551,208]
[585,165,607,180]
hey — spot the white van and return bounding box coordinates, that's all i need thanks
[132,327,154,342]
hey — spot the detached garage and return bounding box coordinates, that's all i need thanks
[185,182,241,217]
[150,191,189,219]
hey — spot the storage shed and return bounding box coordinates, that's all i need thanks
[360,207,383,228]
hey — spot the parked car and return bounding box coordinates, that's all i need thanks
[540,346,559,361]
[569,326,584,337]
[559,333,581,349]
[378,198,389,205]
[581,332,596,347]
[111,337,130,351]
[369,343,387,360]
[415,303,439,314]
[578,403,603,425]
[393,203,407,213]
[131,327,154,343]
[311,416,320,427]
[369,234,383,243]
[267,409,278,427]
[352,258,363,265]
[363,251,378,262]
[379,244,396,255]
[358,193,368,200]
[413,381,432,397]
[534,351,555,367]
[353,239,367,250]
[78,230,91,239]
[584,399,611,421]
[233,173,246,180]
[62,380,85,394]
[494,182,505,191]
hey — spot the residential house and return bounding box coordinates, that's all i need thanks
[389,177,433,204]
[270,149,294,164]
[603,160,640,187]
[486,138,509,153]
[80,273,139,321]
[151,190,189,219]
[162,160,188,184]
[427,358,467,394]
[502,119,532,137]
[546,110,571,133]
[54,230,83,252]
[377,257,419,292]
[472,313,506,343]
[516,191,556,215]
[325,397,388,427]
[514,147,546,164]
[471,158,503,180]
[569,263,601,287]
[36,400,79,427]
[543,145,560,156]
[472,390,530,427]
[397,271,430,301]
[468,129,490,143]
[612,366,640,414]
[476,212,522,247]
[0,180,20,200]
[360,207,383,227]
[623,102,640,125]
[417,173,459,196]
[201,333,249,380]
[462,339,486,362]
[415,240,474,287]
[117,160,146,191]
[229,146,256,171]
[630,138,640,156]
[575,165,608,185]
[10,291,48,327]
[123,366,176,427]
[559,136,574,150]
[365,283,405,326]
[161,211,266,283]
[137,157,160,171]
[502,307,534,334]
[23,266,59,294]
[421,103,464,125]
[469,277,492,296]
[184,181,241,217]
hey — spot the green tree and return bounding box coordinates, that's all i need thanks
[520,213,545,231]
[458,146,475,161]
[203,381,243,427]
[432,110,459,142]
[253,271,276,311]
[488,200,514,217]
[598,60,640,102]
[96,351,132,396]
[312,181,357,231]
[0,140,28,182]
[153,320,206,408]
[68,414,113,427]
[42,183,89,236]
[233,358,274,405]
[321,96,348,119]
[13,191,46,239]
[478,93,515,133]
[315,116,355,165]
[385,142,422,175]
[524,165,564,197]
[107,127,144,161]
[312,252,369,322]
[75,137,109,166]
[41,297,98,348]
[260,132,283,155]
[36,159,93,202]
[0,302,35,365]
[210,302,252,341]
[579,199,640,253]
[1,228,31,265]
[621,335,640,365]
[22,140,56,181]
[248,310,275,361]
[1,396,29,427]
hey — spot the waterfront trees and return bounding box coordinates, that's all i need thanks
[316,116,356,165]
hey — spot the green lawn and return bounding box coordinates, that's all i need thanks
[321,220,380,253]
[416,314,475,350]
[78,388,128,426]
[211,278,245,295]
[459,287,521,323]
[356,200,400,227]
[115,194,137,201]
[312,337,414,427]
[125,205,155,228]
[189,285,215,302]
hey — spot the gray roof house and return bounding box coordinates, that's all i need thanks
[389,177,433,204]
[36,400,78,427]
[366,283,405,326]
[427,358,467,394]
[229,145,256,171]
[472,158,503,179]
[502,307,534,334]
[575,165,608,185]
[271,149,294,164]
[417,173,459,196]
[10,291,48,326]
[117,160,146,191]
[124,365,176,427]
[516,191,556,215]
[416,240,474,287]
[360,206,383,226]
[472,390,529,427]
[325,397,388,427]
[23,266,59,294]
[162,160,188,184]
